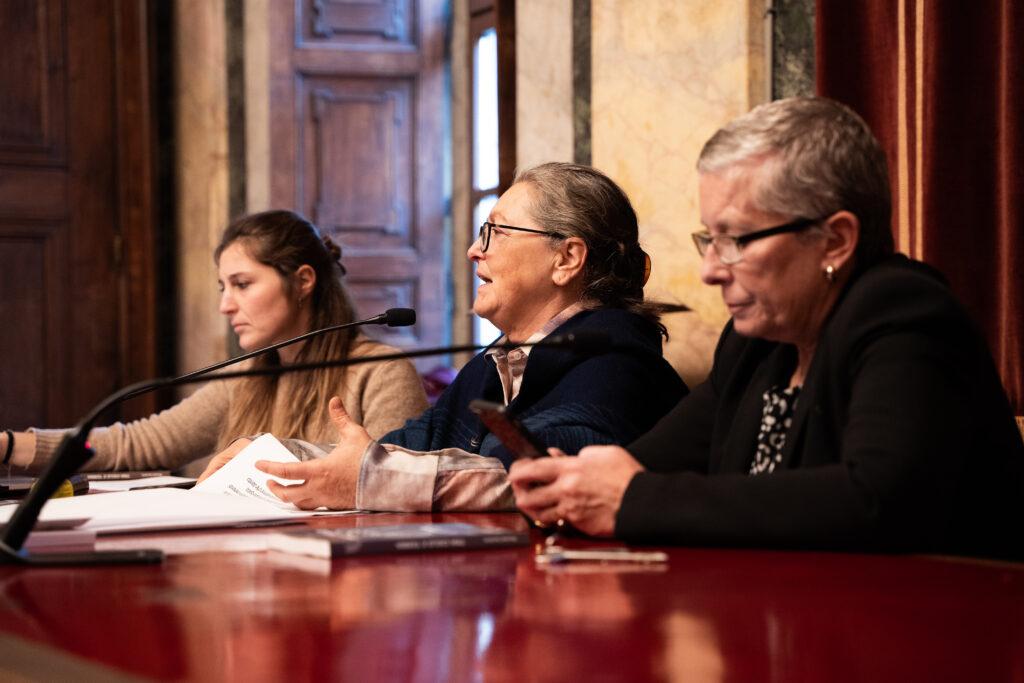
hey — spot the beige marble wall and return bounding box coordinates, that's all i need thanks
[175,0,230,375]
[245,0,272,213]
[516,0,575,169]
[171,0,771,387]
[591,0,770,385]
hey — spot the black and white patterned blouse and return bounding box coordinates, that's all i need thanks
[750,384,801,475]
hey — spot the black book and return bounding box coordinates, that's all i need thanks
[267,522,529,558]
[85,471,171,481]
[1,473,89,500]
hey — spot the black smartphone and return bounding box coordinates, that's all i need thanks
[469,399,549,460]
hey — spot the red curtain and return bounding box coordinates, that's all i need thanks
[817,0,1023,414]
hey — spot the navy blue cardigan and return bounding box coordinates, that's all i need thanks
[381,309,688,469]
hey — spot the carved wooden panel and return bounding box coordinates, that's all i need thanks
[0,222,67,429]
[0,0,67,165]
[271,0,447,368]
[300,77,413,247]
[0,0,160,428]
[0,168,67,219]
[347,278,419,344]
[301,0,415,47]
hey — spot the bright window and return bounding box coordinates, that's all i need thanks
[471,26,501,345]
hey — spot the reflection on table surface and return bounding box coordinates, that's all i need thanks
[1,512,1022,681]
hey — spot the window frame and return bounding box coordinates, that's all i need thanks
[465,0,516,347]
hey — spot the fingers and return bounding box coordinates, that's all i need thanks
[531,506,566,527]
[265,478,291,501]
[509,458,571,516]
[328,395,372,445]
[196,460,217,483]
[547,447,568,458]
[231,439,251,455]
[196,456,227,484]
[509,455,594,529]
[513,480,563,511]
[197,439,251,483]
[507,456,566,487]
[256,459,310,481]
[517,492,563,527]
[329,395,351,428]
[290,497,322,511]
[266,475,330,510]
[265,478,311,506]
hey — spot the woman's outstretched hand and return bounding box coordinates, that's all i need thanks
[254,396,371,510]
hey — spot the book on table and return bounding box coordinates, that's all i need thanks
[1,473,89,499]
[85,470,171,481]
[268,523,530,558]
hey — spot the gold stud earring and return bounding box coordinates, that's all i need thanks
[824,264,836,283]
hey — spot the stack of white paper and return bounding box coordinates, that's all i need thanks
[0,435,356,535]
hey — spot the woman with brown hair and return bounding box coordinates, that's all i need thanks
[1,210,427,472]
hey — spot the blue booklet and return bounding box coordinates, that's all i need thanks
[267,522,529,558]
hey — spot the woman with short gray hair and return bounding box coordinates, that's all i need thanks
[512,97,1024,559]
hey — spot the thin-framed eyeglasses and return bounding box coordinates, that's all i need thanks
[478,221,561,253]
[691,216,825,265]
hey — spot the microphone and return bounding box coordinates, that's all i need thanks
[0,324,608,565]
[378,308,417,327]
[173,307,416,387]
[171,331,614,380]
[97,308,416,411]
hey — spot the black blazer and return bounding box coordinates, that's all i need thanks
[618,255,1024,558]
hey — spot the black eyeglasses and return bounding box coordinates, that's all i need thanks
[691,216,825,265]
[477,221,561,253]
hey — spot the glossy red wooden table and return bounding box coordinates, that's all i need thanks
[1,512,1022,681]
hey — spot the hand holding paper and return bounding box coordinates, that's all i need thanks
[193,434,306,509]
[254,397,368,510]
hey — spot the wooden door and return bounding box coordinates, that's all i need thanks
[0,0,159,429]
[268,0,448,365]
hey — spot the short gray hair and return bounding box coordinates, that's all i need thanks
[698,96,894,269]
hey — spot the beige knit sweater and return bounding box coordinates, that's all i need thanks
[27,336,428,472]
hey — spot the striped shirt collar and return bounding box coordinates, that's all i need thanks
[485,302,591,404]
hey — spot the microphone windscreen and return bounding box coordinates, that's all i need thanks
[384,308,417,327]
[543,330,612,354]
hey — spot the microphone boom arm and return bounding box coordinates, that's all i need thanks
[0,329,603,564]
